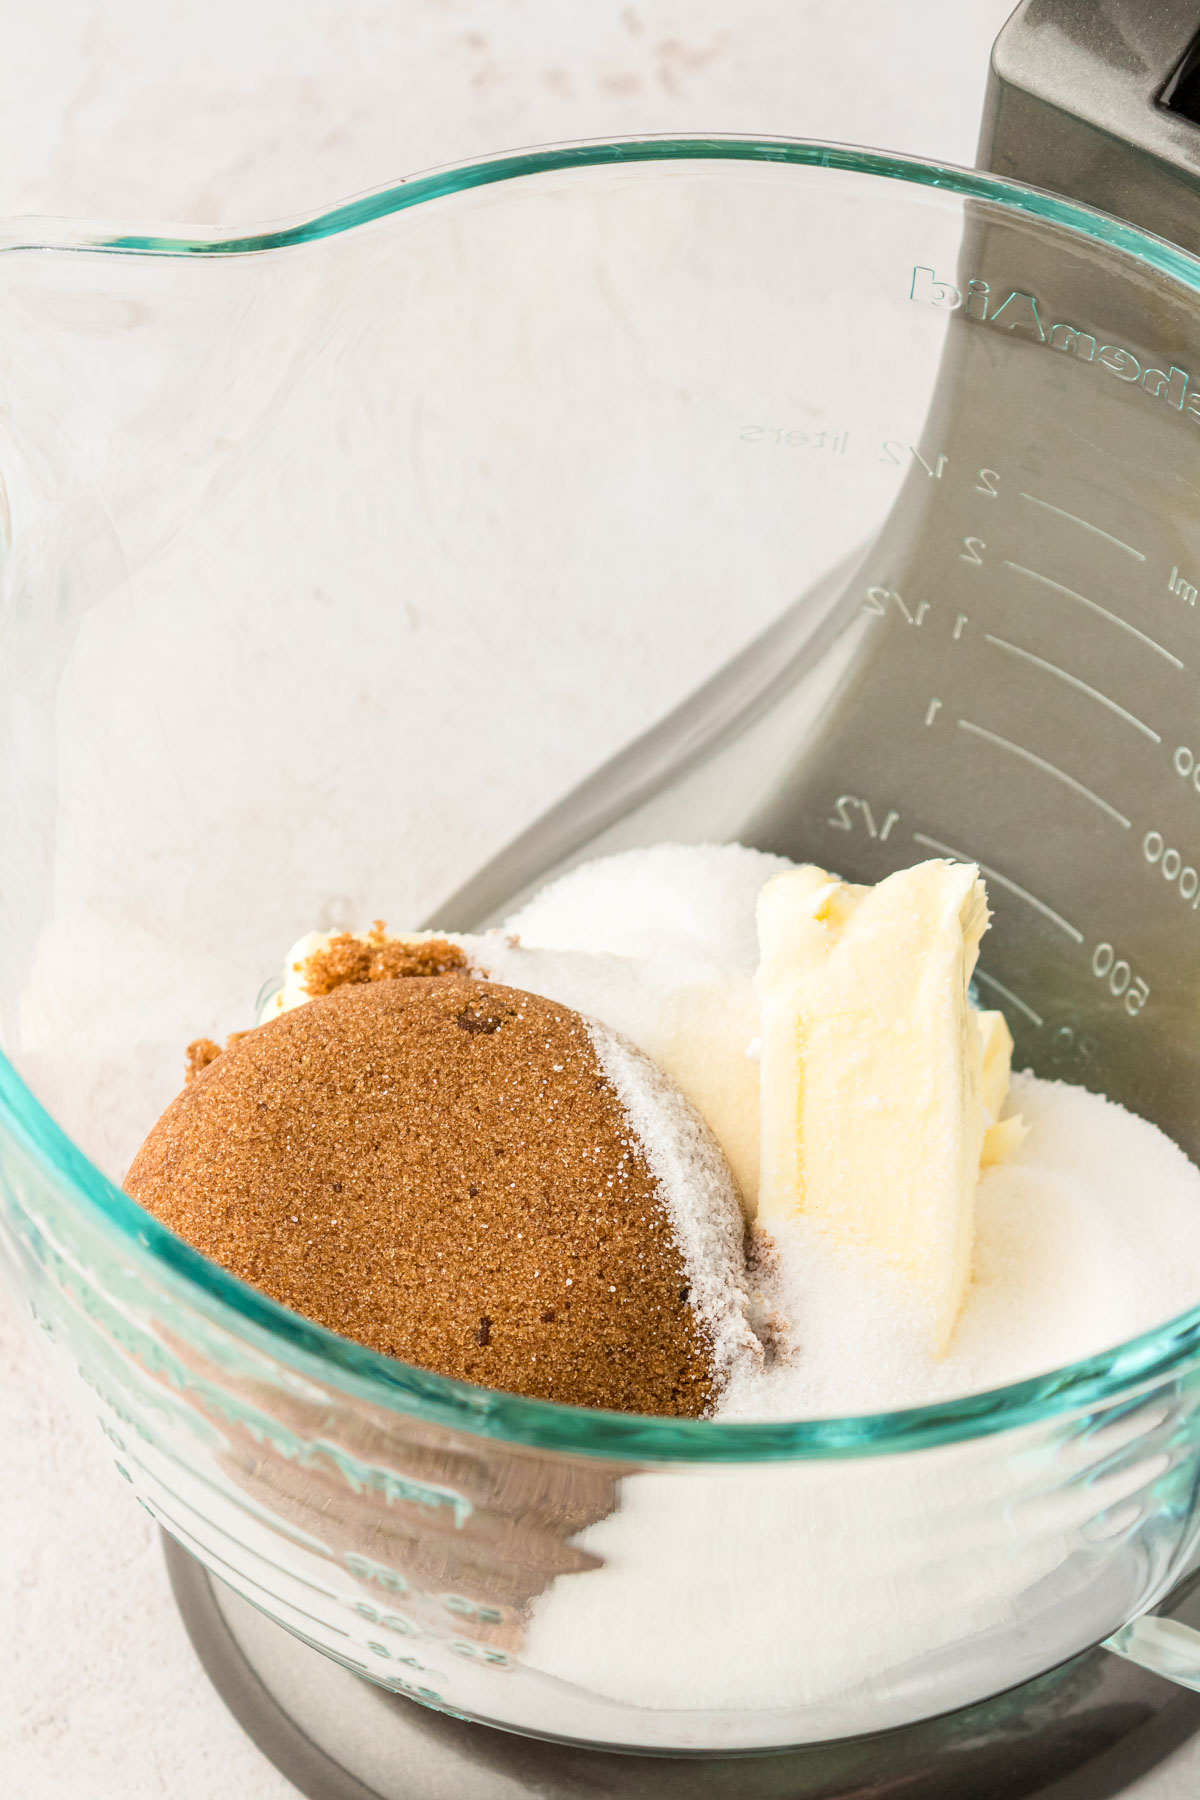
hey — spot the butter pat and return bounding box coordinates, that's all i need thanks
[978,1009,1028,1166]
[755,859,995,1351]
[262,930,334,1019]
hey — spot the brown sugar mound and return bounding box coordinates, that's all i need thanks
[126,977,719,1415]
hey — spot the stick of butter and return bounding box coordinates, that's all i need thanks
[755,858,1004,1352]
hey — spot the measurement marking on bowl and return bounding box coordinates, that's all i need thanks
[973,967,1044,1029]
[150,1500,354,1638]
[132,1458,343,1600]
[983,635,1161,742]
[956,719,1132,828]
[1004,562,1183,667]
[912,832,1083,942]
[134,1440,334,1560]
[1018,492,1146,561]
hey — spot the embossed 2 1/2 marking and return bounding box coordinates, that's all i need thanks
[828,796,900,839]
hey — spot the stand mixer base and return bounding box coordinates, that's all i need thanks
[164,1533,1200,1800]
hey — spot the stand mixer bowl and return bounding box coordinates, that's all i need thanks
[4,139,1200,1754]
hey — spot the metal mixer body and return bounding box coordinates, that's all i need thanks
[438,0,1200,1168]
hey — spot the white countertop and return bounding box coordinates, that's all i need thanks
[8,2,1198,1795]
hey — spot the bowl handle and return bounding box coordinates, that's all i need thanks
[1105,1614,1200,1691]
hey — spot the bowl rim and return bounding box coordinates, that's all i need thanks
[5,129,1200,286]
[6,131,1200,1464]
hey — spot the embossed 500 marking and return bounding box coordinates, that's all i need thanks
[1091,942,1149,1016]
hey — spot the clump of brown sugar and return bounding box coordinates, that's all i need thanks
[184,1028,260,1082]
[129,977,723,1416]
[302,923,467,998]
[186,929,468,1082]
[184,1038,223,1083]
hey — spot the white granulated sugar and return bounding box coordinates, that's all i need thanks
[504,842,791,972]
[719,1070,1200,1420]
[474,939,672,1051]
[520,1410,1157,1719]
[522,1063,1200,1725]
[585,1019,762,1387]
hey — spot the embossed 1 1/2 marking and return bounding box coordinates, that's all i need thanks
[863,585,929,625]
[828,796,899,840]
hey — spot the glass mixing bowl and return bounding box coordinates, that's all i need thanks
[4,138,1200,1754]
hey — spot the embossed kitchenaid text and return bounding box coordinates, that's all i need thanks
[909,266,1199,421]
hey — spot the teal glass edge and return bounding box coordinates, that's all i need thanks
[4,134,1200,293]
[4,134,1200,1464]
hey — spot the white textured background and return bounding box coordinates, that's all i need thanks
[9,3,1196,1797]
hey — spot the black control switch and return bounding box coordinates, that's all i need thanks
[1160,29,1200,124]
